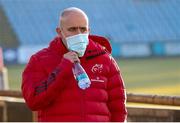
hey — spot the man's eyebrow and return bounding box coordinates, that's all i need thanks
[79,26,87,28]
[67,26,87,30]
[67,27,77,30]
[69,26,78,28]
[68,26,86,28]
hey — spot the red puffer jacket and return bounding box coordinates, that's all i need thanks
[22,35,127,122]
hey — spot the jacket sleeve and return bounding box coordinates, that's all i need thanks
[107,56,127,122]
[21,55,73,111]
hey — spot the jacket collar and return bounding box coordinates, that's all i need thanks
[48,35,111,59]
[48,36,68,56]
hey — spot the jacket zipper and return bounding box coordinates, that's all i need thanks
[81,89,86,121]
[80,59,86,121]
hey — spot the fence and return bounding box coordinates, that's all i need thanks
[0,90,180,121]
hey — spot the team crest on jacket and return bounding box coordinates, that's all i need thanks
[91,64,103,73]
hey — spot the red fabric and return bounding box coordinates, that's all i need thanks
[22,35,127,122]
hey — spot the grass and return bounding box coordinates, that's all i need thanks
[6,57,180,96]
[6,64,25,90]
[118,57,180,96]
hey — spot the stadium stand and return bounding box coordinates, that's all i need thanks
[0,3,19,48]
[0,0,180,46]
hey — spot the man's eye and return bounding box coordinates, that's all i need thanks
[80,27,87,32]
[68,27,77,32]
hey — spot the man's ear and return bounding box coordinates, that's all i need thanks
[56,27,67,47]
[88,27,90,34]
[56,27,62,37]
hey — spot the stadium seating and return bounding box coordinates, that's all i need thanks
[0,0,180,45]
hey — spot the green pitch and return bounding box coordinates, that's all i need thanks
[6,57,180,96]
[118,57,180,96]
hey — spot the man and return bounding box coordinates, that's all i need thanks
[22,7,127,122]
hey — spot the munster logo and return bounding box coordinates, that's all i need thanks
[91,64,103,73]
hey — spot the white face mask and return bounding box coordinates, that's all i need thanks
[66,33,89,57]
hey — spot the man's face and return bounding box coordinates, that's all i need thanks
[57,12,90,47]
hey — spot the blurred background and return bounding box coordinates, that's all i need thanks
[0,0,179,95]
[0,0,180,121]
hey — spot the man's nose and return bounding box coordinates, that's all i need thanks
[76,28,82,34]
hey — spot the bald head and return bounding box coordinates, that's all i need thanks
[56,7,90,47]
[59,7,89,28]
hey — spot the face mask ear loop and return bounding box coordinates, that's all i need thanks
[59,28,70,50]
[60,28,66,39]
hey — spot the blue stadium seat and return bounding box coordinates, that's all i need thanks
[0,0,179,46]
